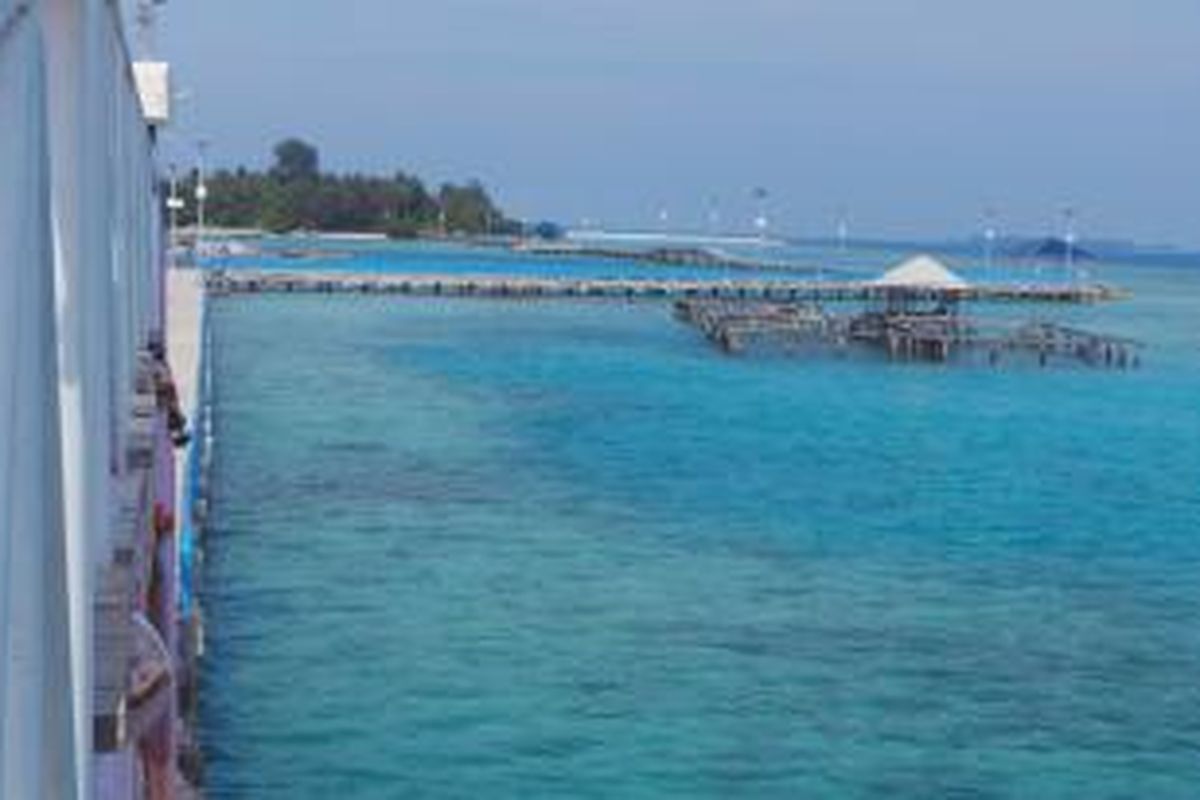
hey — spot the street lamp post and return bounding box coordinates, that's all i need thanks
[751,187,769,242]
[983,208,997,284]
[1063,207,1078,283]
[195,138,209,261]
[166,163,185,266]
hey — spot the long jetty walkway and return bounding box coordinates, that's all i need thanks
[514,242,815,274]
[205,270,1127,304]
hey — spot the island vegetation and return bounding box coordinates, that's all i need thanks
[175,138,519,238]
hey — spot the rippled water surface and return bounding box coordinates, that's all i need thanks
[202,250,1200,798]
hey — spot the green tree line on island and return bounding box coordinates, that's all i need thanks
[175,138,518,238]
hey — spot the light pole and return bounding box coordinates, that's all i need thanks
[828,206,850,283]
[1063,206,1078,283]
[195,138,209,260]
[837,210,849,254]
[166,163,185,266]
[753,213,769,239]
[707,196,720,236]
[751,187,769,241]
[983,208,997,283]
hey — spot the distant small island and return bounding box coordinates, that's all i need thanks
[176,138,521,239]
[1005,236,1096,262]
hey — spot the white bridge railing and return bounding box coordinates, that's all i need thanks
[1,0,164,797]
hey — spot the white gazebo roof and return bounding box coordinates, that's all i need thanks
[874,255,969,288]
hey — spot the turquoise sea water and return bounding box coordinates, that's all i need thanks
[205,238,822,282]
[205,236,914,282]
[208,236,1123,287]
[202,248,1200,798]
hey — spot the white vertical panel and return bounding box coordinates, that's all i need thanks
[133,93,151,343]
[0,3,32,784]
[149,177,164,335]
[19,0,166,794]
[145,142,159,336]
[0,0,12,769]
[42,0,119,792]
[135,115,153,343]
[108,23,132,481]
[0,4,79,796]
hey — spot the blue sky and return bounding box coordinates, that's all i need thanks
[160,1,1200,245]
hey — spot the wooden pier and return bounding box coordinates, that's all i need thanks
[204,270,1127,304]
[205,270,1138,369]
[674,299,1142,368]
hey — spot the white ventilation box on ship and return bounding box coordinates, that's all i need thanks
[132,61,171,126]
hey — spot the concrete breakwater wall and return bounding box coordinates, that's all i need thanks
[513,243,818,275]
[204,270,1127,304]
[168,270,212,791]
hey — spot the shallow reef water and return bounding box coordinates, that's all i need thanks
[203,250,1200,799]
